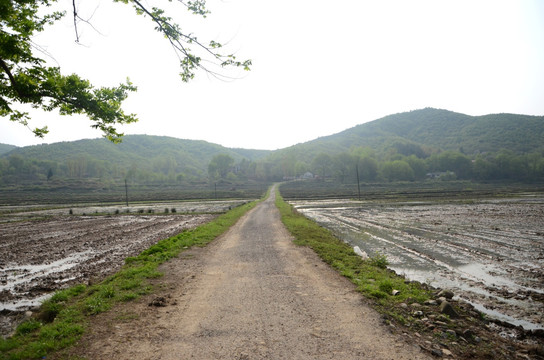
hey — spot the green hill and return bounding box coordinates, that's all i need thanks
[290,108,544,159]
[0,143,16,155]
[262,108,544,182]
[1,108,543,187]
[0,135,270,184]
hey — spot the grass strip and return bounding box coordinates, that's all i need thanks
[274,187,433,318]
[0,200,258,360]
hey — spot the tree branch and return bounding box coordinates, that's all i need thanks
[72,0,80,43]
[0,57,24,98]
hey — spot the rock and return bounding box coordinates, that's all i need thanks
[462,329,474,338]
[424,299,437,306]
[400,303,408,309]
[437,289,454,299]
[431,348,443,357]
[148,296,168,307]
[413,311,424,317]
[439,301,459,318]
[442,348,453,357]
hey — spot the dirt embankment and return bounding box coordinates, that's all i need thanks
[63,191,430,359]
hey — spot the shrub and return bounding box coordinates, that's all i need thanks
[378,279,394,294]
[369,252,389,269]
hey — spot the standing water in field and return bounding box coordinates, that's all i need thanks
[291,195,544,330]
[0,200,247,337]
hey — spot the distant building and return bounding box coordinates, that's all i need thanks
[426,171,456,180]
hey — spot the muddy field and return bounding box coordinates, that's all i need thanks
[291,194,544,331]
[0,200,246,337]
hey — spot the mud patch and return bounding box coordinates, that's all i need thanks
[291,194,544,331]
[0,200,247,337]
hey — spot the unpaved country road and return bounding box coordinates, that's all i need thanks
[68,189,430,359]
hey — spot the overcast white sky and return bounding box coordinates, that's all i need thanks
[1,0,543,150]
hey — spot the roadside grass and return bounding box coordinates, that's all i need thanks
[0,200,258,360]
[275,188,433,313]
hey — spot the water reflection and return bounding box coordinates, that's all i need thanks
[291,196,544,330]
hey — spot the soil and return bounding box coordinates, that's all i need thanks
[0,212,216,337]
[292,196,544,331]
[3,193,543,359]
[58,190,431,359]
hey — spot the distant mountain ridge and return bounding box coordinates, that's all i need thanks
[279,108,544,161]
[0,135,270,181]
[0,143,16,155]
[350,108,544,154]
[1,108,542,182]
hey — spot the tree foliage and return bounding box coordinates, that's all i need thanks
[0,135,267,184]
[208,153,234,180]
[0,0,251,142]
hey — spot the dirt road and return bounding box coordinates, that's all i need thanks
[69,190,430,359]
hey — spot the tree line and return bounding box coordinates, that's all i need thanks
[264,147,544,183]
[2,146,543,187]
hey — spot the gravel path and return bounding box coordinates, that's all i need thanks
[67,189,430,359]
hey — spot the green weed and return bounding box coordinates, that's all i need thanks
[15,320,41,336]
[369,252,389,269]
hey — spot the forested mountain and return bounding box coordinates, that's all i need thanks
[275,108,544,162]
[0,135,270,184]
[0,143,16,155]
[263,108,544,182]
[1,108,543,186]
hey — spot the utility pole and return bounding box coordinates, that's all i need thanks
[125,179,129,207]
[356,162,361,201]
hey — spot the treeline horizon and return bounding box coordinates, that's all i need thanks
[1,108,543,188]
[1,144,543,186]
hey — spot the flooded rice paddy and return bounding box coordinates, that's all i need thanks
[291,194,544,330]
[0,200,247,336]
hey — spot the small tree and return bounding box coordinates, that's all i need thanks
[208,154,234,180]
[380,160,415,182]
[311,153,333,180]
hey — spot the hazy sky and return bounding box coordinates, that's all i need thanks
[1,0,543,150]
